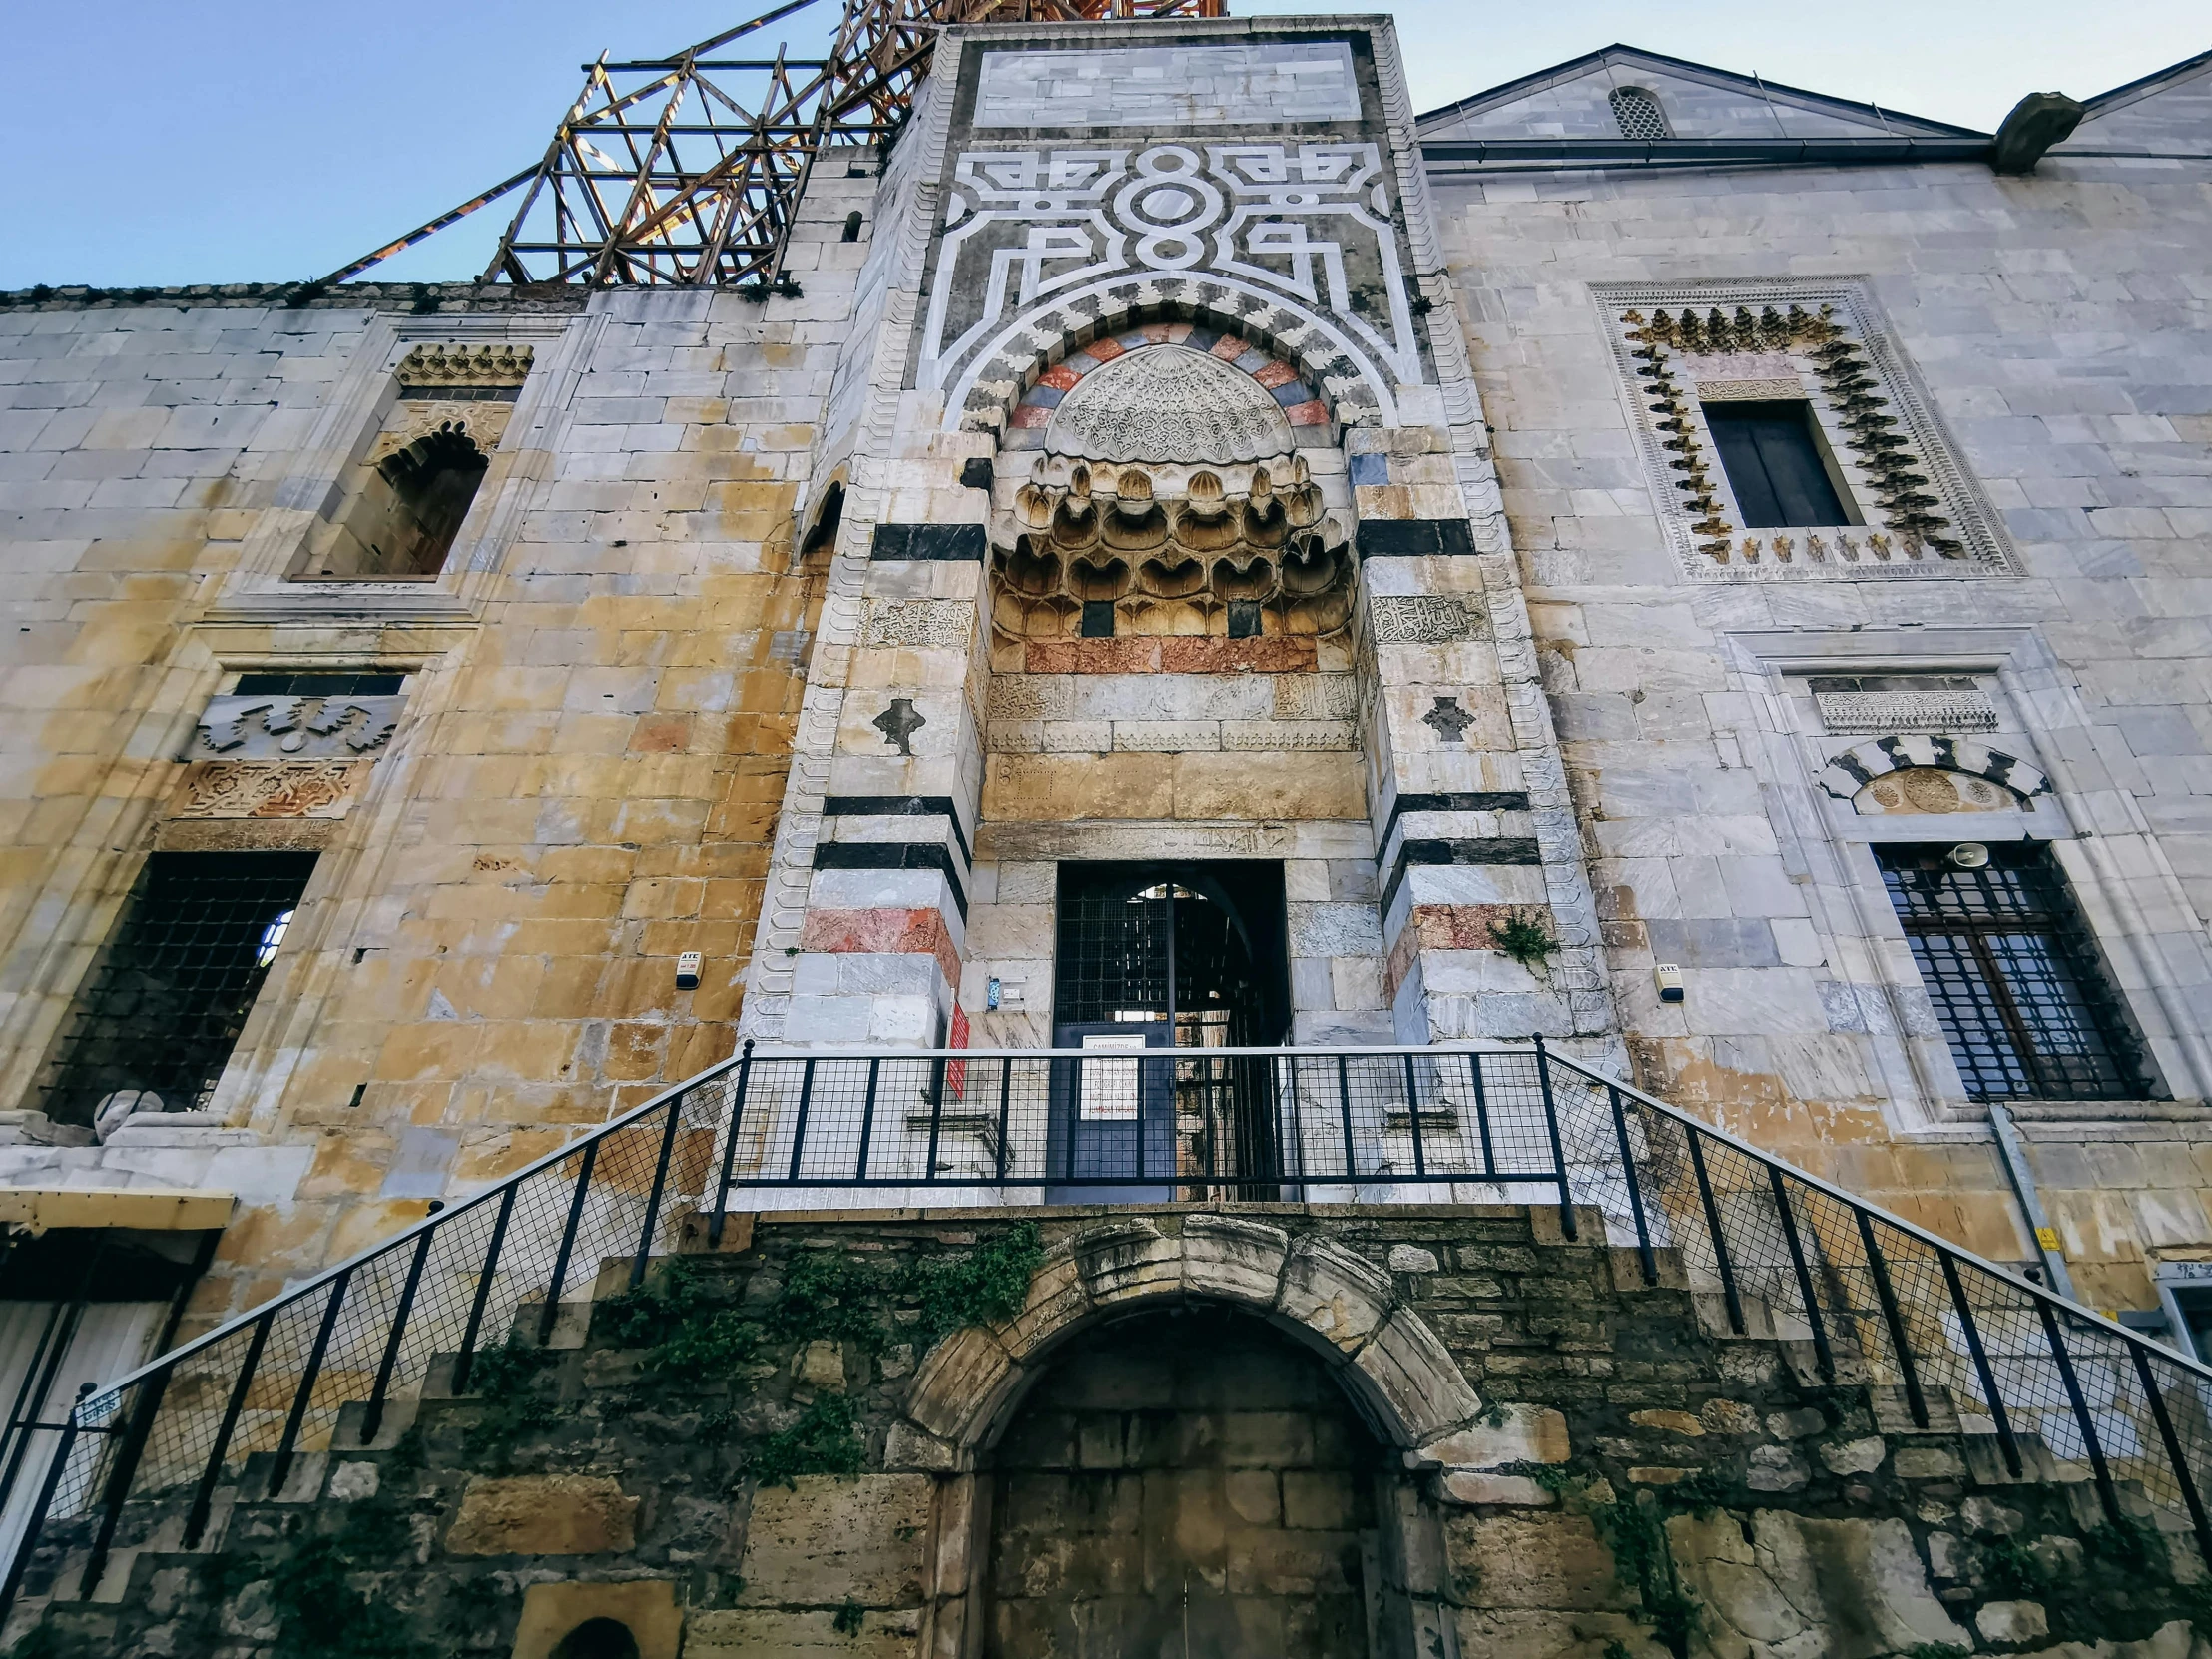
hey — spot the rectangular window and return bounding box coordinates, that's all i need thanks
[1878,844,2146,1101]
[232,671,405,697]
[1703,399,1850,528]
[36,852,318,1126]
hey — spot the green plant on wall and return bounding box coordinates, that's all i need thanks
[750,1394,866,1488]
[460,1334,562,1458]
[1489,908,1559,970]
[767,1252,889,1350]
[904,1223,1046,1351]
[1590,1492,1698,1658]
[596,1257,766,1379]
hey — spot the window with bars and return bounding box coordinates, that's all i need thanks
[1609,85,1672,140]
[36,852,318,1126]
[1878,843,2148,1101]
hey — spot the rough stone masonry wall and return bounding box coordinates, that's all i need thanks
[15,1205,2212,1659]
[0,170,878,1314]
[1435,145,2212,1314]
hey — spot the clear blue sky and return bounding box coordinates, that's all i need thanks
[3,1,2204,289]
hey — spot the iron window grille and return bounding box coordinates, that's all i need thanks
[1878,843,2148,1101]
[35,852,319,1126]
[1608,85,1672,140]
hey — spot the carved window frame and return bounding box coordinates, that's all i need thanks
[206,310,599,623]
[1594,278,2018,583]
[1724,626,2203,1124]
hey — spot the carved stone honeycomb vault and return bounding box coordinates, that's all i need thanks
[994,454,1353,638]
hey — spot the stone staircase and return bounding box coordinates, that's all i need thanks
[13,1202,2211,1659]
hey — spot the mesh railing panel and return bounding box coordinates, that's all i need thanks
[9,1038,2212,1612]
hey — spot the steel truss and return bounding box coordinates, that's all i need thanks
[327,0,1227,289]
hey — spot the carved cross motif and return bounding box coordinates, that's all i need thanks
[1422,697,1474,746]
[872,697,927,756]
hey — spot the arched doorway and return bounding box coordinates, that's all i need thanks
[549,1617,640,1659]
[984,1305,1385,1658]
[1051,863,1291,1201]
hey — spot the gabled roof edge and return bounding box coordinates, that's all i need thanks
[2074,43,2212,119]
[1414,42,1986,140]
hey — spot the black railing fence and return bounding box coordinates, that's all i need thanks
[7,1037,2212,1618]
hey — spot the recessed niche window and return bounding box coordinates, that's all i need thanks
[289,342,532,583]
[35,851,319,1126]
[1600,279,2017,578]
[1609,86,1671,140]
[1877,843,2148,1102]
[1704,400,1852,528]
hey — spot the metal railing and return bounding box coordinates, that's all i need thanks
[7,1036,2212,1619]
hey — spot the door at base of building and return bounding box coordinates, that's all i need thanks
[985,1307,1383,1658]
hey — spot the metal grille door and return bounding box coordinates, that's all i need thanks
[1054,864,1288,1198]
[36,852,318,1125]
[1879,844,2146,1101]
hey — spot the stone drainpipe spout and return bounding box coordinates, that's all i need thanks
[1991,91,2084,174]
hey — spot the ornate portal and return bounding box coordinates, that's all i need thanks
[989,333,1356,638]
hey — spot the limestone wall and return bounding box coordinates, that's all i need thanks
[1433,143,2212,1310]
[0,166,879,1313]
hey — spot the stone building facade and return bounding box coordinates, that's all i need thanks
[4,15,2212,1656]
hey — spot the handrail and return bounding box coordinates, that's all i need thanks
[75,1048,748,1407]
[1543,1042,2212,1386]
[6,1035,2212,1624]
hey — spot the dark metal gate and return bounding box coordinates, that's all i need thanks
[1052,863,1290,1201]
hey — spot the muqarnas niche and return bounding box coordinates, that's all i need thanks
[991,338,1353,638]
[994,455,1353,639]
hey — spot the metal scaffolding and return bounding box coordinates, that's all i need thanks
[325,0,1227,289]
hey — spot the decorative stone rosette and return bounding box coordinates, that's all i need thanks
[992,454,1356,638]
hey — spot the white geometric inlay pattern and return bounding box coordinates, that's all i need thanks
[923,140,1421,425]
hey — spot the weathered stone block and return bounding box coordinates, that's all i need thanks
[444,1474,639,1556]
[999,1246,1090,1356]
[687,1608,921,1659]
[797,1338,847,1392]
[1356,1309,1482,1442]
[737,1474,934,1607]
[904,1325,1017,1444]
[1441,1471,1555,1507]
[1275,1235,1395,1353]
[511,1580,682,1659]
[1418,1404,1570,1469]
[1181,1213,1291,1304]
[1446,1512,1635,1610]
[1667,1510,1967,1658]
[1819,1435,1887,1475]
[1976,1599,2049,1643]
[1893,1444,1964,1480]
[1745,1444,1809,1493]
[1072,1216,1181,1306]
